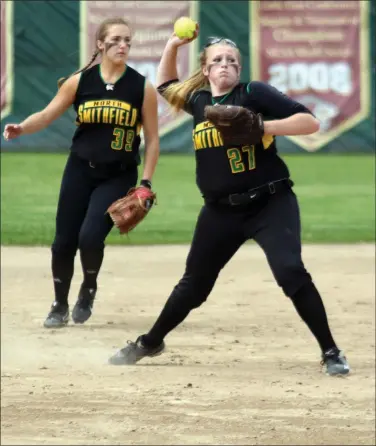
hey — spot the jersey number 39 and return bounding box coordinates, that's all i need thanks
[111,128,135,152]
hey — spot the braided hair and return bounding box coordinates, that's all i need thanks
[57,17,131,89]
[57,50,99,89]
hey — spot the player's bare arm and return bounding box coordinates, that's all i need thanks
[264,113,319,136]
[156,28,199,88]
[247,80,320,136]
[156,39,179,88]
[3,74,80,139]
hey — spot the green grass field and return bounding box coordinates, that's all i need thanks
[1,153,375,245]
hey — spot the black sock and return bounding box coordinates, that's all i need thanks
[52,251,75,306]
[79,249,104,291]
[291,281,338,354]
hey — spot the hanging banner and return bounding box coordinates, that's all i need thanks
[80,0,198,137]
[250,0,370,152]
[1,0,14,119]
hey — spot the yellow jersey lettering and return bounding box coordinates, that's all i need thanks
[130,108,138,127]
[124,111,131,126]
[78,105,83,123]
[109,108,116,124]
[206,129,213,148]
[201,130,207,148]
[77,100,139,126]
[212,129,219,146]
[96,107,102,123]
[195,121,214,133]
[194,132,203,150]
[103,107,109,123]
[119,110,125,126]
[115,108,120,125]
[83,109,91,123]
[84,101,98,108]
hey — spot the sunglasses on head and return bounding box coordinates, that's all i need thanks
[204,37,238,49]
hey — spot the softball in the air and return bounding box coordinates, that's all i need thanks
[174,16,197,39]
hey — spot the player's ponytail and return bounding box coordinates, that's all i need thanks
[163,50,209,112]
[57,49,100,89]
[163,69,208,112]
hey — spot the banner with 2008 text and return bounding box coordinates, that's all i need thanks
[80,0,198,140]
[250,0,370,152]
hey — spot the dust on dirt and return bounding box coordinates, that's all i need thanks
[1,244,375,445]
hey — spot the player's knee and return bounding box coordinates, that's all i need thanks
[273,259,312,297]
[51,237,77,257]
[190,293,208,309]
[78,231,105,252]
[175,272,217,309]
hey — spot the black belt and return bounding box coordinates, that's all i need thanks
[210,178,293,207]
[86,160,134,174]
[72,152,136,174]
[88,161,126,170]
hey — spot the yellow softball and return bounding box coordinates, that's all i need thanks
[174,16,197,40]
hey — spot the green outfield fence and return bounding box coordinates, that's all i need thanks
[1,0,375,154]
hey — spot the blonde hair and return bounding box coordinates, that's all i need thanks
[57,17,131,89]
[163,44,241,112]
[163,51,208,111]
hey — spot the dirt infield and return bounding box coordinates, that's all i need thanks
[1,244,375,445]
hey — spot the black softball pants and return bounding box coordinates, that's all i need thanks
[51,152,137,305]
[143,188,337,354]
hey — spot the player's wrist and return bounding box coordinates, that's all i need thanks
[166,39,181,51]
[140,179,152,189]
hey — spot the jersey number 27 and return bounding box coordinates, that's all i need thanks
[227,146,256,173]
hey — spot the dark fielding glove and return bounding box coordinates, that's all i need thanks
[204,104,264,146]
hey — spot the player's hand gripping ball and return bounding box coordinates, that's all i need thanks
[174,16,197,39]
[107,186,156,234]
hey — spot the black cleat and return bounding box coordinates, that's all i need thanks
[108,336,166,365]
[72,286,96,324]
[321,348,350,376]
[43,302,69,328]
